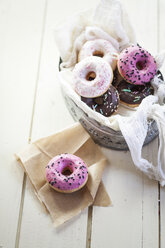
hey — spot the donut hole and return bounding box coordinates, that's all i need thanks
[62,166,73,176]
[86,71,96,81]
[136,61,145,70]
[93,50,104,58]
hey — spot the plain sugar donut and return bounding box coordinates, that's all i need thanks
[73,56,113,98]
[118,45,157,85]
[46,154,88,193]
[78,39,118,70]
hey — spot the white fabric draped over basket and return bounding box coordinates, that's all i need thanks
[55,0,165,186]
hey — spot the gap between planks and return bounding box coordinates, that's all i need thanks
[14,1,48,247]
[15,174,27,248]
[141,174,144,248]
[158,184,161,248]
[28,0,48,144]
[86,206,93,248]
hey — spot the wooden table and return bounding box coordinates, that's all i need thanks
[0,0,165,247]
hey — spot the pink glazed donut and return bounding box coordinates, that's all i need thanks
[117,45,157,85]
[73,56,113,98]
[46,153,88,193]
[78,39,118,70]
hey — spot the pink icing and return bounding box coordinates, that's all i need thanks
[118,45,157,85]
[46,154,88,192]
[73,56,113,98]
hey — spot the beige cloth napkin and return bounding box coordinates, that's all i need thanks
[16,123,111,227]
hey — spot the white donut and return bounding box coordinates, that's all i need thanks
[78,39,118,71]
[73,56,113,98]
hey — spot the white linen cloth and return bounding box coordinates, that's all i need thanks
[55,0,165,185]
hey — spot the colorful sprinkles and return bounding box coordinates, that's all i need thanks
[114,77,154,106]
[78,44,159,112]
[81,85,119,117]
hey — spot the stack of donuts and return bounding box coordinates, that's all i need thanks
[73,40,158,116]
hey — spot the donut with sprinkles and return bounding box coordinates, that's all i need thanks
[115,80,154,107]
[46,154,88,193]
[117,45,157,85]
[78,39,118,70]
[112,70,163,107]
[81,85,119,116]
[73,56,113,98]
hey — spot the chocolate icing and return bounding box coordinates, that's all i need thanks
[112,70,163,105]
[116,80,154,105]
[81,85,119,117]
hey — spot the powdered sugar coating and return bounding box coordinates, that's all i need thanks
[46,154,88,193]
[73,56,113,98]
[118,45,157,85]
[79,39,118,70]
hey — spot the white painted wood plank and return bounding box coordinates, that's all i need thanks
[0,0,46,247]
[124,0,158,54]
[141,142,159,248]
[20,179,88,248]
[92,149,144,248]
[159,0,165,247]
[18,0,98,248]
[91,0,159,247]
[91,141,158,248]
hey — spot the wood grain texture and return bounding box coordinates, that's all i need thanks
[91,141,159,248]
[91,0,159,247]
[0,0,45,247]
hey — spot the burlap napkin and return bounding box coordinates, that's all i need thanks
[16,123,111,227]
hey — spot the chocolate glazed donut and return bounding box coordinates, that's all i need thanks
[116,81,154,107]
[81,85,119,117]
[113,70,163,107]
